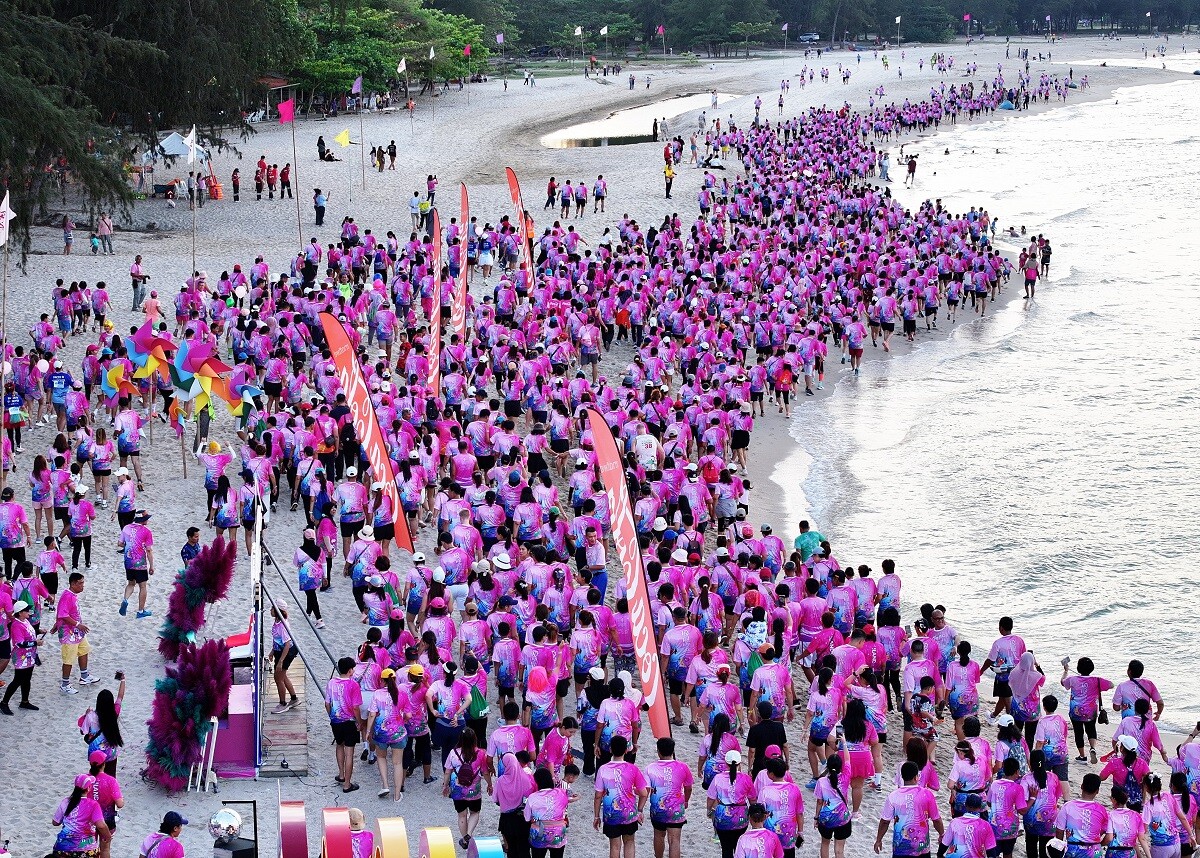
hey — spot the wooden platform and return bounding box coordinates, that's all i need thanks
[260,659,311,778]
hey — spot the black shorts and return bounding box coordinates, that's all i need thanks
[651,820,685,831]
[903,319,917,334]
[92,468,111,477]
[453,799,483,814]
[0,638,10,659]
[574,672,592,687]
[817,822,852,841]
[373,523,395,541]
[550,439,569,454]
[881,322,896,333]
[504,400,522,418]
[54,507,70,523]
[555,677,570,699]
[274,645,299,671]
[125,568,149,584]
[924,306,938,316]
[750,391,763,402]
[331,719,359,746]
[340,520,364,539]
[603,822,639,839]
[668,677,684,696]
[264,380,283,398]
[993,678,1012,699]
[121,449,140,457]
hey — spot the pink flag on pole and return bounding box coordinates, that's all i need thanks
[963,13,971,20]
[463,44,471,56]
[656,24,664,35]
[277,98,295,124]
[351,75,363,94]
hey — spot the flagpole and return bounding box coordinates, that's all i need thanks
[290,120,302,250]
[897,18,901,47]
[358,106,366,191]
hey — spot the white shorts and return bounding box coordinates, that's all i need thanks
[447,583,470,612]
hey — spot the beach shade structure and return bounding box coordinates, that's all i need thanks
[154,131,210,164]
[375,818,410,858]
[322,808,353,858]
[279,800,308,858]
[999,100,1015,110]
[418,828,456,858]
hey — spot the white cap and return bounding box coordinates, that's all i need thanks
[724,750,742,765]
[575,457,587,466]
[358,525,374,540]
[370,482,384,491]
[74,485,89,495]
[12,600,30,613]
[412,552,426,563]
[588,666,606,681]
[116,467,130,477]
[1118,735,1139,752]
[493,553,512,571]
[995,713,1016,727]
[652,516,668,532]
[671,548,688,563]
[432,569,446,583]
[345,466,358,477]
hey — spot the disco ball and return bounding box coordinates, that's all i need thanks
[208,808,243,843]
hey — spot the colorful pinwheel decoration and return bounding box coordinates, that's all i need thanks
[99,362,139,405]
[170,339,241,415]
[126,321,176,383]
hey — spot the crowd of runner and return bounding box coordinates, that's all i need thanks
[5,57,1195,858]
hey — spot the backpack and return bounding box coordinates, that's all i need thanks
[467,684,490,720]
[456,751,478,787]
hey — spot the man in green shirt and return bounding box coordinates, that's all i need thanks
[793,520,823,561]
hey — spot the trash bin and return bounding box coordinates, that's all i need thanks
[208,180,223,201]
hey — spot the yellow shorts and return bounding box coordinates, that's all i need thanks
[61,638,91,665]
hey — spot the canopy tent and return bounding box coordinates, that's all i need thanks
[143,131,210,165]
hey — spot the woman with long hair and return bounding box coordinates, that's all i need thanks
[706,747,754,858]
[838,697,880,816]
[698,712,741,790]
[79,682,125,776]
[948,740,991,818]
[210,474,240,544]
[814,753,852,858]
[1021,749,1064,858]
[366,667,408,801]
[30,454,53,538]
[402,665,434,785]
[443,727,491,850]
[1142,772,1194,858]
[51,775,111,858]
[525,766,568,858]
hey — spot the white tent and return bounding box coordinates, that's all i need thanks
[145,131,209,164]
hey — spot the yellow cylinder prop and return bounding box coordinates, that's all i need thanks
[418,827,456,858]
[374,817,410,858]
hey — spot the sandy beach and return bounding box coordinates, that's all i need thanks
[0,33,1193,858]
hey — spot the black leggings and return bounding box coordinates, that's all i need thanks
[1,666,33,704]
[580,728,597,775]
[716,826,747,858]
[304,589,322,620]
[2,546,26,580]
[71,535,92,569]
[531,849,563,858]
[5,426,20,449]
[1072,717,1097,749]
[1025,832,1051,858]
[499,810,532,858]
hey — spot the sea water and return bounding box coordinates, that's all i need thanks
[779,80,1200,728]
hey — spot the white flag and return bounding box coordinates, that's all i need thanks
[600,25,608,35]
[183,124,198,165]
[1146,10,1151,15]
[429,46,436,59]
[397,58,407,74]
[895,15,901,23]
[782,22,789,31]
[0,191,13,249]
[574,26,583,36]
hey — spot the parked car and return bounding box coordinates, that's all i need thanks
[797,32,822,43]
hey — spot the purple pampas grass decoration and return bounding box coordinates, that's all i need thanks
[158,535,237,660]
[144,638,233,791]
